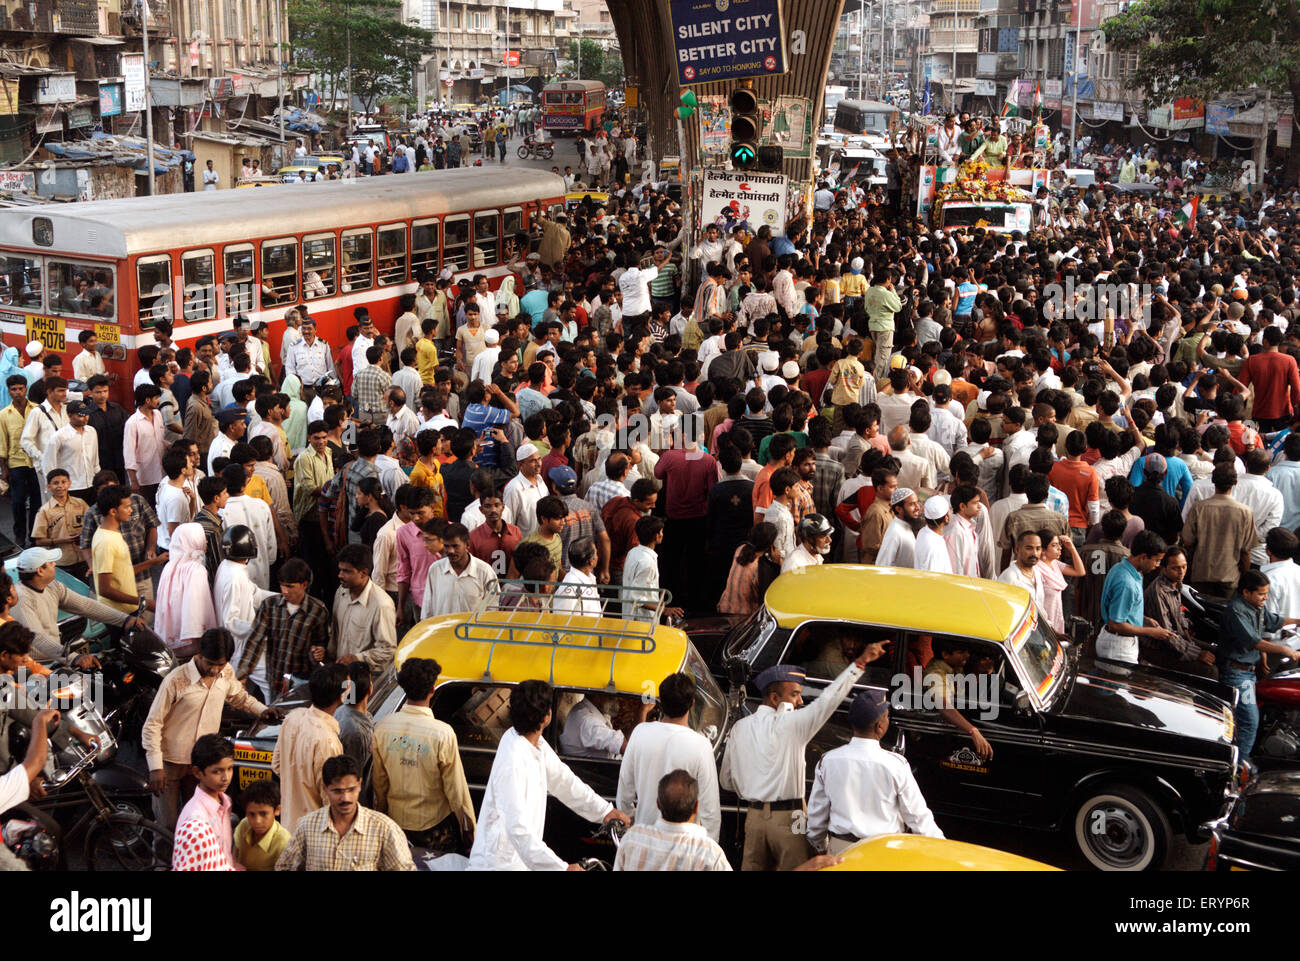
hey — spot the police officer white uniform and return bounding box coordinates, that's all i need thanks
[806,691,944,855]
[719,655,874,870]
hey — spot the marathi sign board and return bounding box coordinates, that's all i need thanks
[0,171,34,194]
[668,0,787,85]
[764,95,812,160]
[122,53,146,111]
[26,314,65,352]
[1205,102,1235,135]
[700,169,788,233]
[99,82,123,117]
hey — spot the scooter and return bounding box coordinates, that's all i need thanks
[2,672,171,870]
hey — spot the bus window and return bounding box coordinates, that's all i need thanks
[303,233,336,300]
[411,219,439,278]
[223,244,255,315]
[503,207,523,241]
[341,229,372,292]
[136,256,171,327]
[181,249,216,322]
[474,210,499,266]
[0,253,43,309]
[261,238,298,304]
[444,215,469,272]
[377,225,407,286]
[45,261,116,321]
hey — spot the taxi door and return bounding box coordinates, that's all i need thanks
[889,634,1046,822]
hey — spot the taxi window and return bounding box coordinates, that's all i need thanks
[781,621,896,690]
[0,253,43,309]
[555,689,639,763]
[438,683,513,749]
[904,633,1012,715]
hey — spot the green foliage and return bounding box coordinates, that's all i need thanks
[1102,0,1300,106]
[568,38,607,81]
[290,0,434,115]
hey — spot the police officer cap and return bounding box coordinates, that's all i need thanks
[217,331,239,343]
[216,407,247,426]
[755,664,806,691]
[848,691,888,729]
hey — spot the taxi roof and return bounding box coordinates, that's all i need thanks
[821,834,1059,871]
[396,610,690,694]
[763,565,1031,643]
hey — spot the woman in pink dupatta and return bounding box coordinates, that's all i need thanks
[155,523,218,652]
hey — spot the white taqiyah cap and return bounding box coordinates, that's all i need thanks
[923,495,951,521]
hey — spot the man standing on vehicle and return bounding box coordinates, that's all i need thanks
[806,691,944,855]
[371,657,476,853]
[719,644,885,871]
[143,627,277,830]
[469,678,631,870]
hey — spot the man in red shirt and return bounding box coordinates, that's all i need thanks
[751,433,798,524]
[1048,430,1101,538]
[1238,326,1300,432]
[600,477,659,584]
[654,441,718,612]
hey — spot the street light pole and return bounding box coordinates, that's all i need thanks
[859,5,865,100]
[140,0,156,196]
[345,0,352,132]
[1068,0,1081,162]
[276,0,285,143]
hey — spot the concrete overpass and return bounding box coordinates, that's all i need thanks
[605,0,849,185]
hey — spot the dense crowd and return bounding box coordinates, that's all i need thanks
[4,101,1300,870]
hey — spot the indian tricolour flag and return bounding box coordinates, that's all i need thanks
[1174,195,1199,225]
[1033,82,1042,118]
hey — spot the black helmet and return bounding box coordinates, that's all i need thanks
[797,513,833,547]
[223,524,257,561]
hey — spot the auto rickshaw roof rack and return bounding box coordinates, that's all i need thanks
[454,579,673,686]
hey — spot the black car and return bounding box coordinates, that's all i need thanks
[1207,770,1300,871]
[689,565,1246,871]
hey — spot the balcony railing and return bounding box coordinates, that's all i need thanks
[0,0,100,34]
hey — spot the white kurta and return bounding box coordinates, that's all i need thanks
[876,517,916,568]
[617,720,721,840]
[212,559,276,668]
[914,526,954,574]
[467,727,612,871]
[219,495,276,589]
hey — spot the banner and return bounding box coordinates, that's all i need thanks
[917,164,937,220]
[764,95,812,160]
[698,94,731,154]
[700,169,789,233]
[668,0,787,85]
[1279,112,1294,149]
[122,53,146,111]
[1205,102,1233,135]
[99,82,123,117]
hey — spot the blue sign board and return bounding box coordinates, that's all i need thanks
[668,0,787,86]
[98,82,123,118]
[1205,102,1235,135]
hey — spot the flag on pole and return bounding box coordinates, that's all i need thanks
[1174,195,1199,226]
[922,79,931,116]
[1033,81,1042,120]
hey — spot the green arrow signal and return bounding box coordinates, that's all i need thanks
[731,145,755,164]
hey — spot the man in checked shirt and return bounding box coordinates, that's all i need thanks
[235,558,330,702]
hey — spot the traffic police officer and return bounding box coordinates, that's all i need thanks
[806,691,944,855]
[719,644,884,870]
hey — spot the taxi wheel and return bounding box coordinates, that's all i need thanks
[1072,785,1171,871]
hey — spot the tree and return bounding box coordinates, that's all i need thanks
[1102,0,1300,113]
[568,38,606,81]
[291,0,433,116]
[598,52,624,90]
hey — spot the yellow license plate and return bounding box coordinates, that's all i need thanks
[94,323,120,344]
[1229,866,1250,871]
[238,767,272,789]
[233,746,273,764]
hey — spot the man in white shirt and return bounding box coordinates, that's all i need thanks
[284,317,335,386]
[807,691,943,854]
[876,488,919,568]
[43,400,98,495]
[502,444,547,538]
[154,446,196,552]
[618,253,661,323]
[719,645,884,871]
[914,495,954,574]
[617,672,721,840]
[622,516,684,621]
[218,464,277,590]
[20,377,69,487]
[421,523,498,619]
[351,310,377,376]
[213,531,277,668]
[559,692,651,759]
[782,513,832,574]
[384,388,420,456]
[998,529,1046,617]
[468,679,630,870]
[469,328,502,388]
[613,770,731,871]
[1262,528,1300,648]
[1237,449,1284,567]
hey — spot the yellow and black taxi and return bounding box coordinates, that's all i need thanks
[1205,770,1300,871]
[819,834,1059,871]
[232,583,728,864]
[688,565,1243,871]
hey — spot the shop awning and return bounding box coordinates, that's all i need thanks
[71,36,125,45]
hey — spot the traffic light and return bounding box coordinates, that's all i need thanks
[756,145,784,172]
[729,84,760,170]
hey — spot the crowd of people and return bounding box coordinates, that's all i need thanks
[4,94,1300,870]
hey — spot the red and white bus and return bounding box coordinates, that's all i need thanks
[542,80,606,134]
[0,168,566,404]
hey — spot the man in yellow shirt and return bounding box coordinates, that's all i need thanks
[91,483,154,617]
[0,374,39,544]
[416,316,439,385]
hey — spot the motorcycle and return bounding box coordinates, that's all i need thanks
[67,613,177,747]
[3,672,171,870]
[516,137,554,161]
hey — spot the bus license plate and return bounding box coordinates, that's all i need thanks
[239,767,272,789]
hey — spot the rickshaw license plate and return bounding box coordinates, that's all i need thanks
[239,767,272,789]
